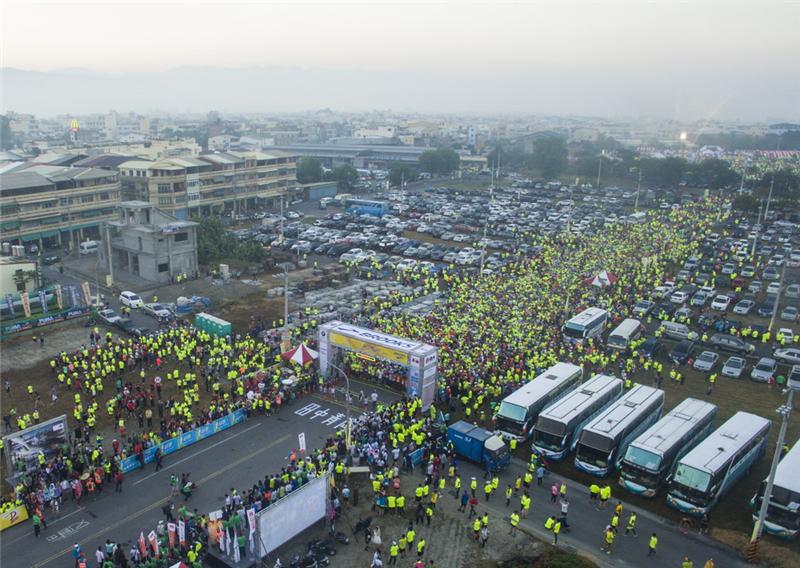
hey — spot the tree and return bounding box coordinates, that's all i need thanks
[757,168,800,200]
[330,165,359,193]
[295,157,323,184]
[12,269,38,292]
[659,157,688,187]
[419,148,460,175]
[732,194,759,212]
[691,158,738,190]
[532,137,568,178]
[389,163,419,187]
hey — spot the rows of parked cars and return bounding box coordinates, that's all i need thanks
[634,215,799,384]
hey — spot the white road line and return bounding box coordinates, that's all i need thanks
[132,422,262,486]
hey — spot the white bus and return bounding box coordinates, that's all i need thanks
[573,385,665,477]
[495,363,583,442]
[607,318,643,352]
[531,374,623,461]
[619,398,718,498]
[667,411,771,517]
[751,439,800,538]
[562,307,608,345]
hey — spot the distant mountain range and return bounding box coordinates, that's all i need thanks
[2,65,798,121]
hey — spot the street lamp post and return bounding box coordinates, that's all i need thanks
[768,261,788,333]
[749,387,795,559]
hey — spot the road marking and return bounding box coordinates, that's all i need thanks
[3,507,87,546]
[31,433,291,568]
[44,520,91,543]
[133,422,262,485]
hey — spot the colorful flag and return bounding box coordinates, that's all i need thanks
[4,294,14,318]
[38,290,48,314]
[54,285,63,310]
[20,292,31,318]
[178,519,186,547]
[167,522,177,548]
[148,530,160,557]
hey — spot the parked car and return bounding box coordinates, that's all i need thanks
[691,291,710,307]
[763,266,780,280]
[757,298,777,318]
[732,299,755,315]
[97,308,121,325]
[669,340,696,365]
[708,333,755,355]
[741,265,756,278]
[42,255,61,265]
[670,290,691,304]
[786,283,800,299]
[748,280,763,294]
[114,318,150,338]
[710,295,731,311]
[766,282,783,296]
[750,357,778,383]
[632,299,655,317]
[721,356,746,379]
[638,337,662,359]
[143,303,173,320]
[119,291,144,308]
[781,306,799,322]
[693,351,720,372]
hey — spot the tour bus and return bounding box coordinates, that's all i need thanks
[562,307,609,345]
[751,439,800,538]
[666,411,771,517]
[607,318,643,352]
[495,363,583,442]
[619,398,718,497]
[345,198,390,217]
[531,374,623,461]
[573,385,665,477]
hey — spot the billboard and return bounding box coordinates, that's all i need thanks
[329,332,410,365]
[255,474,329,558]
[3,415,68,476]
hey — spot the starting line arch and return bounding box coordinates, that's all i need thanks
[318,321,438,410]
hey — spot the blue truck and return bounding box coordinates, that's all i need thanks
[447,421,510,472]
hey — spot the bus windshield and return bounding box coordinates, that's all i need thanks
[673,464,711,492]
[625,446,662,472]
[497,401,527,423]
[608,335,627,348]
[563,323,585,338]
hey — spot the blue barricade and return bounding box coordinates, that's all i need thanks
[120,409,246,473]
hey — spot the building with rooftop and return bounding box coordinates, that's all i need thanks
[117,150,297,219]
[98,201,198,284]
[0,165,121,250]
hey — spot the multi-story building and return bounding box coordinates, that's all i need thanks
[117,150,296,219]
[0,165,121,251]
[99,201,198,284]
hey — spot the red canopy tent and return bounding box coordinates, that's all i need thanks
[281,343,319,366]
[584,270,619,288]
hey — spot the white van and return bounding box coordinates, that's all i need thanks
[79,240,99,255]
[659,320,698,341]
[608,318,643,351]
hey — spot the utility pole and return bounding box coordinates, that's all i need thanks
[634,168,643,212]
[748,388,795,562]
[596,156,603,189]
[329,363,352,448]
[768,261,788,332]
[763,177,774,222]
[750,200,763,260]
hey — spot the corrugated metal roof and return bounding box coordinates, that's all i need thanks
[0,171,54,192]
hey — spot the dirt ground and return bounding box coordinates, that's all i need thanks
[264,468,556,568]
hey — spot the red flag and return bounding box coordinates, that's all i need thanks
[138,531,148,558]
[168,522,177,548]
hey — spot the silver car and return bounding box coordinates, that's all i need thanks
[774,348,800,365]
[693,351,719,372]
[750,357,777,383]
[722,356,746,379]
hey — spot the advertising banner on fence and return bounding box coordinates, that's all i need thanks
[54,285,63,310]
[119,409,246,473]
[2,415,68,476]
[0,505,29,532]
[38,290,47,315]
[20,292,31,318]
[4,294,14,318]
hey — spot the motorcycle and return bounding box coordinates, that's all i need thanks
[308,538,336,556]
[289,553,318,568]
[332,531,350,545]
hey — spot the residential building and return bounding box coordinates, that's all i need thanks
[0,166,121,251]
[117,150,296,219]
[99,201,198,284]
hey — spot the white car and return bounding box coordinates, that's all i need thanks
[654,282,677,298]
[751,357,777,383]
[741,265,756,278]
[721,356,746,379]
[119,291,144,308]
[395,259,418,272]
[693,351,719,372]
[748,281,762,294]
[766,282,783,296]
[732,299,755,315]
[774,348,800,365]
[670,290,691,304]
[780,306,799,322]
[779,328,795,343]
[97,308,122,325]
[710,295,731,311]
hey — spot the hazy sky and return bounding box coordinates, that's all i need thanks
[2,1,799,120]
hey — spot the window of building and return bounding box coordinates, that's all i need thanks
[99,192,110,200]
[158,262,169,273]
[81,195,94,203]
[157,183,172,194]
[158,197,172,206]
[138,237,143,251]
[174,232,188,242]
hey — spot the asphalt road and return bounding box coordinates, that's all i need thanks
[0,382,400,568]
